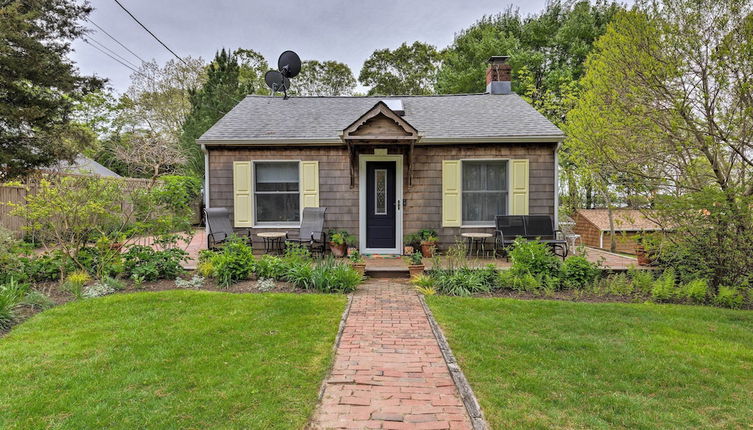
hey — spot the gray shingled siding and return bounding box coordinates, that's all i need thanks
[207,143,555,250]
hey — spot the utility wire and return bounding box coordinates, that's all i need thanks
[87,17,148,65]
[112,0,188,66]
[83,39,139,73]
[87,36,141,70]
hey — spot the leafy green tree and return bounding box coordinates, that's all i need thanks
[179,49,247,176]
[0,0,103,180]
[566,0,753,286]
[359,41,442,95]
[294,60,356,96]
[235,48,270,95]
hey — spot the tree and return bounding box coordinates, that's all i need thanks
[179,49,247,176]
[235,48,270,95]
[0,0,103,180]
[566,0,753,286]
[113,131,187,182]
[294,60,356,96]
[359,42,441,95]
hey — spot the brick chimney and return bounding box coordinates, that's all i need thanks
[486,56,512,95]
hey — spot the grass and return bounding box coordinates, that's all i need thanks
[0,290,346,429]
[427,297,753,429]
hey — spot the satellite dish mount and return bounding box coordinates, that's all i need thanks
[265,50,301,99]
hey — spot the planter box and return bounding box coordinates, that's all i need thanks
[408,264,425,278]
[351,262,366,277]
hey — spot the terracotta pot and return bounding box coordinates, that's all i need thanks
[404,246,414,256]
[420,242,437,258]
[408,264,425,279]
[635,245,651,266]
[329,242,347,258]
[351,262,366,276]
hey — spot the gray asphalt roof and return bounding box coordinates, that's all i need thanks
[198,93,564,143]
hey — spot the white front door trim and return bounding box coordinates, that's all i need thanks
[359,154,403,255]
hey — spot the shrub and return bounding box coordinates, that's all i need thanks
[122,245,187,283]
[63,271,91,299]
[308,258,362,293]
[411,274,435,289]
[175,275,205,289]
[210,236,255,287]
[508,238,561,279]
[284,262,314,289]
[603,273,634,296]
[254,255,285,280]
[0,279,27,330]
[628,266,654,294]
[432,268,494,296]
[560,256,600,290]
[714,286,744,309]
[680,279,709,303]
[651,269,677,302]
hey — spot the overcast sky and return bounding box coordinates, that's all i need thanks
[70,0,554,93]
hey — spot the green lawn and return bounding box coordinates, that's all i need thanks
[0,290,346,430]
[427,297,753,429]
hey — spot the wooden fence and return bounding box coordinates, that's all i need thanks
[0,175,170,238]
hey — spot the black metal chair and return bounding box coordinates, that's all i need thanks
[285,207,327,256]
[204,207,251,249]
[494,214,568,259]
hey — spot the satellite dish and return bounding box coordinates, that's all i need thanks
[278,50,301,78]
[264,70,289,92]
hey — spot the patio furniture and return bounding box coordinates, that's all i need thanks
[461,232,493,258]
[204,207,252,250]
[285,207,327,256]
[258,232,287,255]
[494,215,568,259]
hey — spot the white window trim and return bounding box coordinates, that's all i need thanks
[459,158,511,228]
[252,159,302,228]
[359,154,403,255]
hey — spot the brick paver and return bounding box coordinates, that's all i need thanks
[309,279,473,430]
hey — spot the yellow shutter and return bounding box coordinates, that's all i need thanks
[510,159,529,215]
[233,161,253,227]
[300,161,319,208]
[442,160,462,227]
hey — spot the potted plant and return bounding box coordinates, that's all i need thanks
[403,233,419,255]
[407,251,424,278]
[349,250,366,276]
[418,229,439,258]
[328,230,355,257]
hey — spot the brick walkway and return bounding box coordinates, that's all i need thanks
[310,279,473,430]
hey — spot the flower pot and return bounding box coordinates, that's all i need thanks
[635,245,651,266]
[329,242,347,258]
[420,242,437,258]
[347,247,358,257]
[351,262,366,276]
[404,245,414,256]
[408,264,425,279]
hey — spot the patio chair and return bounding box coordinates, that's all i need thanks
[524,215,569,259]
[494,215,526,257]
[204,207,251,250]
[285,207,327,256]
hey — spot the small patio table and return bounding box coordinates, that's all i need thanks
[461,232,494,258]
[257,232,287,255]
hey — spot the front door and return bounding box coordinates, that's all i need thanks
[365,161,397,249]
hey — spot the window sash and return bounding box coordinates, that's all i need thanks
[461,160,508,225]
[254,162,300,224]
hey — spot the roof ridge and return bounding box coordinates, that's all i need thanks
[242,93,502,99]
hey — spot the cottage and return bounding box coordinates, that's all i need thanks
[198,56,564,254]
[573,209,664,254]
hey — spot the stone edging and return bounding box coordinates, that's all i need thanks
[419,295,489,430]
[314,294,353,403]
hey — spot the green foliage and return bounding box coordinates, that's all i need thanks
[651,269,677,303]
[0,0,103,180]
[602,273,634,296]
[207,235,255,287]
[409,251,423,266]
[508,238,561,279]
[328,230,356,246]
[348,249,364,264]
[681,279,710,304]
[498,269,541,293]
[284,262,315,290]
[0,278,28,329]
[308,258,362,294]
[254,255,286,281]
[294,60,357,96]
[628,266,654,294]
[715,287,745,309]
[560,256,600,290]
[359,41,441,95]
[21,290,54,311]
[122,245,187,283]
[63,271,91,299]
[430,267,495,296]
[411,274,435,289]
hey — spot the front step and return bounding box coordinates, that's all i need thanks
[365,267,409,279]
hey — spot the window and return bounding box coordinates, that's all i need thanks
[462,160,508,225]
[254,162,300,224]
[374,169,387,215]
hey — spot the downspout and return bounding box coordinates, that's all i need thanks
[599,230,604,249]
[201,143,210,234]
[554,141,562,229]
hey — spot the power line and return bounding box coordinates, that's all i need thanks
[87,18,148,65]
[86,36,141,70]
[82,39,139,73]
[112,0,188,66]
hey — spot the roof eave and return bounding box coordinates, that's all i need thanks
[198,134,565,146]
